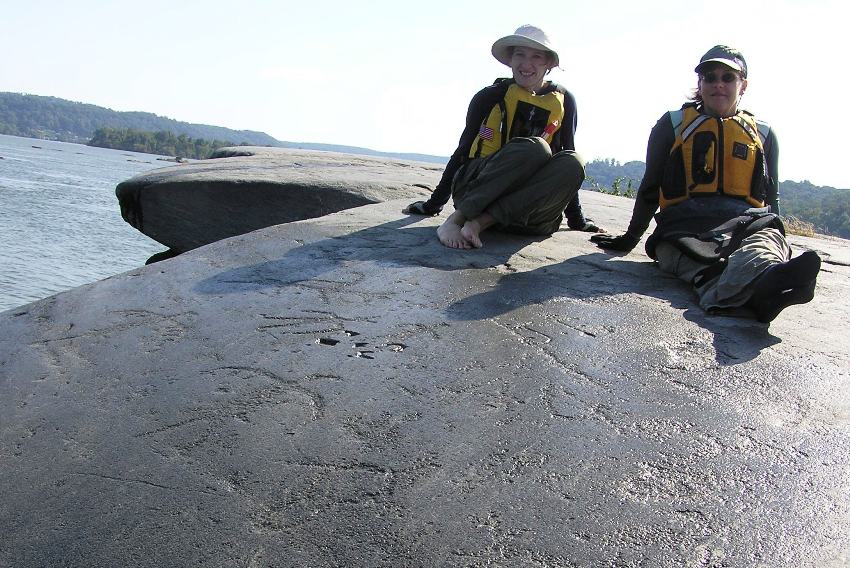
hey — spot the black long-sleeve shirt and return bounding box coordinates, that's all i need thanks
[422,79,589,225]
[626,107,780,239]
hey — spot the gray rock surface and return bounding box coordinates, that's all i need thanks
[115,146,440,253]
[2,191,849,567]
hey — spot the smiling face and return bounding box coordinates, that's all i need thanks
[509,46,553,93]
[697,63,748,117]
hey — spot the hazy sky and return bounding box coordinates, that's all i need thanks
[2,0,847,187]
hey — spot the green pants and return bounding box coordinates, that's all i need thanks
[452,137,585,235]
[655,228,792,311]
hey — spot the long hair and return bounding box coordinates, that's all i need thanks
[688,88,702,103]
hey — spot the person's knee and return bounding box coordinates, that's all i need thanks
[759,227,787,244]
[551,150,586,183]
[529,136,554,158]
[739,227,792,260]
[553,150,585,169]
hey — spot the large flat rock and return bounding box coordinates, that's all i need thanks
[115,146,440,253]
[2,191,849,566]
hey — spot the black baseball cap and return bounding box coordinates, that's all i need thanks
[695,45,748,78]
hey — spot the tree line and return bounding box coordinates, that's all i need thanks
[778,180,850,238]
[87,127,232,159]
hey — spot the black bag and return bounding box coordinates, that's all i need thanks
[672,210,785,264]
[672,211,785,287]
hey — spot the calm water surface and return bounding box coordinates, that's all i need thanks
[0,134,168,312]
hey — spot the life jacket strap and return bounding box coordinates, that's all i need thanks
[732,116,760,143]
[680,114,711,142]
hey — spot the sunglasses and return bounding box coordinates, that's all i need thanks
[701,71,740,84]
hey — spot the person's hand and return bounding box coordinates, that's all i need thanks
[590,232,640,252]
[402,200,441,216]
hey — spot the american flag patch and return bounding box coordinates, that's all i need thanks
[478,125,494,140]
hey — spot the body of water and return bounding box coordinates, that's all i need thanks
[0,134,169,312]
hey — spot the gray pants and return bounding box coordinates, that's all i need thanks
[452,137,585,235]
[655,227,792,311]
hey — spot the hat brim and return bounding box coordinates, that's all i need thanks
[491,35,559,67]
[695,58,744,74]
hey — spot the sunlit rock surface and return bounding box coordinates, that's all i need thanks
[2,190,849,566]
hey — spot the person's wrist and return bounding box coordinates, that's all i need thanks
[423,200,442,215]
[567,218,585,229]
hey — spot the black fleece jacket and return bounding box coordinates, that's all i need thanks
[421,78,590,226]
[625,106,780,240]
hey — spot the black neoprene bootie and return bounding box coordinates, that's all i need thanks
[750,280,817,323]
[747,250,821,323]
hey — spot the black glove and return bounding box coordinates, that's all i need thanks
[590,232,640,252]
[567,217,604,233]
[403,200,442,216]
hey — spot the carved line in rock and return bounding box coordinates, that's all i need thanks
[133,366,326,442]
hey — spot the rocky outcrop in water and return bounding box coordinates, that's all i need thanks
[115,146,440,257]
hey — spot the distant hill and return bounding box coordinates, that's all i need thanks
[778,179,850,238]
[0,92,278,147]
[584,159,646,194]
[0,92,448,164]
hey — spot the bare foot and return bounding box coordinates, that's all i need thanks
[461,212,496,248]
[437,211,472,249]
[437,221,471,249]
[460,219,484,248]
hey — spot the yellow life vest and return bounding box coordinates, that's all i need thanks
[660,105,767,209]
[469,82,565,159]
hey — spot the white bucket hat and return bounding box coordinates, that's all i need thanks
[491,25,559,67]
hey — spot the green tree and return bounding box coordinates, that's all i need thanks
[87,127,233,159]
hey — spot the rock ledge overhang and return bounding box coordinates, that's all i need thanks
[115,146,441,252]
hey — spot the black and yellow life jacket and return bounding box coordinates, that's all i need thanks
[469,80,566,159]
[660,104,768,209]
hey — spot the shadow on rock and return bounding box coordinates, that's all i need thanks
[445,253,780,365]
[193,217,540,295]
[194,217,779,364]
